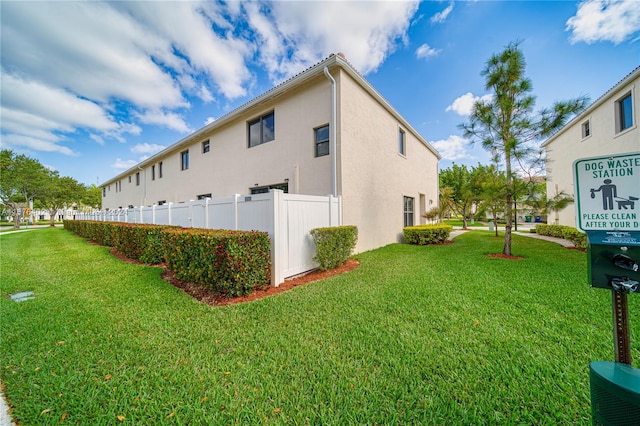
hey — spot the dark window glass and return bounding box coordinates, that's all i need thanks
[315,125,329,157]
[619,94,633,131]
[399,129,406,155]
[404,196,414,227]
[202,140,210,153]
[181,150,189,170]
[159,162,163,178]
[248,112,275,147]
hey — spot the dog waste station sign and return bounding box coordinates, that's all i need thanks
[574,152,640,425]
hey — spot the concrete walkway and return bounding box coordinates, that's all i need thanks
[448,225,575,248]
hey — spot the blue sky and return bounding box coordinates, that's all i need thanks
[1,0,639,186]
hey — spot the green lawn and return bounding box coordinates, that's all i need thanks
[1,228,638,425]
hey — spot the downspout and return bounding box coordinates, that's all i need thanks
[323,66,337,197]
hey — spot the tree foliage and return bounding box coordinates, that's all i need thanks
[459,42,588,255]
[0,149,99,227]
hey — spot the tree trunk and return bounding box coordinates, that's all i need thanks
[503,157,513,256]
[49,208,58,227]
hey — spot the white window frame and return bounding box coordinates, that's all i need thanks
[399,128,406,157]
[615,91,634,134]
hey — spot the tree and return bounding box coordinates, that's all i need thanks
[0,150,50,228]
[460,42,588,255]
[82,184,102,210]
[475,164,506,236]
[40,172,86,226]
[439,163,475,228]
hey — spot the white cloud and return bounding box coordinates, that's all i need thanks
[111,158,138,170]
[131,143,166,155]
[204,117,217,125]
[431,2,454,24]
[446,92,494,116]
[566,0,640,44]
[135,110,192,133]
[0,134,78,156]
[248,1,420,79]
[415,43,440,60]
[0,0,421,160]
[431,135,470,161]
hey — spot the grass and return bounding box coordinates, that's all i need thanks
[442,219,487,228]
[1,228,638,425]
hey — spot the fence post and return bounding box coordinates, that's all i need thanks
[234,194,240,230]
[168,203,172,225]
[270,190,285,287]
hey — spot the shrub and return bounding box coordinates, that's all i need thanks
[536,224,587,249]
[162,229,271,297]
[111,223,174,264]
[310,226,358,271]
[561,228,587,249]
[403,224,452,245]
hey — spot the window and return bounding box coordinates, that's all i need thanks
[581,120,590,139]
[616,92,633,133]
[181,150,189,170]
[128,176,132,183]
[251,183,288,194]
[151,165,156,181]
[197,193,212,200]
[403,196,414,227]
[399,128,406,156]
[248,111,275,147]
[135,172,140,186]
[102,188,106,197]
[159,162,163,178]
[202,140,210,153]
[157,200,166,206]
[315,125,329,157]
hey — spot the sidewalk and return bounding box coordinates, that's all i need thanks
[448,224,575,248]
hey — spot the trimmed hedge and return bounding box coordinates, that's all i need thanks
[535,224,587,249]
[310,226,358,270]
[65,221,174,263]
[162,229,271,297]
[64,221,272,297]
[403,224,452,245]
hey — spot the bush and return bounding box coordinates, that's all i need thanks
[561,228,587,249]
[535,224,587,248]
[310,226,358,271]
[403,224,452,245]
[111,223,174,264]
[162,229,271,297]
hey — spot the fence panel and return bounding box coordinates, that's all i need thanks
[77,191,342,286]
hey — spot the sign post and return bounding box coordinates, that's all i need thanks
[574,151,640,365]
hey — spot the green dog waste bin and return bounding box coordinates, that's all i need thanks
[590,361,640,425]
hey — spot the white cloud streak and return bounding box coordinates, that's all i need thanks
[446,92,494,116]
[415,43,440,60]
[431,2,454,24]
[431,135,470,161]
[566,0,640,44]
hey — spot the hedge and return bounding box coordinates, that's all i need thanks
[64,221,271,297]
[403,224,452,245]
[310,226,358,270]
[535,224,587,249]
[162,228,271,297]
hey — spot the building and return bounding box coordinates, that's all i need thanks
[100,54,441,253]
[542,67,639,227]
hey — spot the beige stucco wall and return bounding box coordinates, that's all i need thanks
[103,75,333,209]
[337,69,440,252]
[101,61,440,254]
[545,73,639,227]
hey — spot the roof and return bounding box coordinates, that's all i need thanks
[102,54,441,187]
[541,66,640,148]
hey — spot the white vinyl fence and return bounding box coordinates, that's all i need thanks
[76,190,342,286]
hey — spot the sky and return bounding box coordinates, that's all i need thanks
[1,0,639,187]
